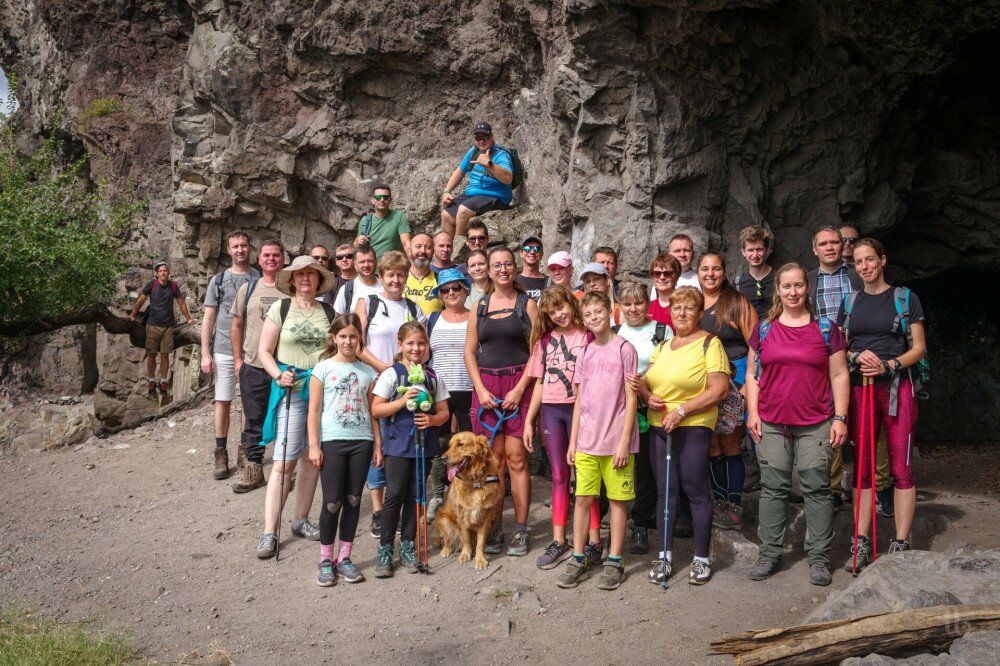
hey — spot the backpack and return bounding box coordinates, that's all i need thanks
[360,213,375,238]
[364,294,419,340]
[476,292,532,342]
[471,145,524,190]
[343,280,355,313]
[278,298,336,326]
[701,334,744,436]
[427,310,442,339]
[612,322,669,346]
[237,277,260,336]
[754,317,833,382]
[139,279,180,325]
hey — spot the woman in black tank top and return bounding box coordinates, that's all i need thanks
[697,252,759,531]
[464,246,539,555]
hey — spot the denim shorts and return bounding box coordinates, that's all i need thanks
[272,391,308,462]
[366,462,386,489]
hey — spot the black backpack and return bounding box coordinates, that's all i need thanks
[279,298,336,325]
[363,295,419,340]
[612,322,669,345]
[471,145,524,190]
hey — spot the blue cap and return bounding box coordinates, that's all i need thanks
[431,267,472,297]
[580,262,608,279]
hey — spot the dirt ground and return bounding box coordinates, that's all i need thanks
[1,401,998,665]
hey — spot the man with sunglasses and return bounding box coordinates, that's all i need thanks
[455,219,489,271]
[733,226,775,320]
[312,244,350,303]
[440,122,514,239]
[354,183,412,259]
[516,234,547,302]
[839,224,860,264]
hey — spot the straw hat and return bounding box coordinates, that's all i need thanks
[276,255,336,296]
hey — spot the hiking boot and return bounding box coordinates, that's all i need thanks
[485,525,505,555]
[888,538,911,554]
[213,448,230,480]
[809,562,832,586]
[399,540,418,572]
[255,533,277,559]
[426,497,443,523]
[147,380,157,399]
[507,530,529,557]
[374,543,395,578]
[291,518,320,541]
[876,487,895,517]
[674,512,694,539]
[369,511,382,539]
[648,558,671,585]
[629,526,650,555]
[317,559,337,587]
[232,462,266,494]
[535,540,571,570]
[584,541,603,569]
[689,559,712,585]
[597,560,625,590]
[336,558,365,583]
[235,443,247,470]
[555,556,590,589]
[713,501,743,530]
[749,556,780,581]
[844,535,873,575]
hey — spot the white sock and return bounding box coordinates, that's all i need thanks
[694,556,710,565]
[657,551,672,562]
[148,376,155,383]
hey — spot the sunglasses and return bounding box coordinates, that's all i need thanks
[651,270,675,279]
[467,236,487,244]
[756,281,765,299]
[474,134,491,141]
[841,236,858,244]
[335,254,353,261]
[311,255,329,261]
[372,194,391,201]
[438,284,465,295]
[522,245,542,253]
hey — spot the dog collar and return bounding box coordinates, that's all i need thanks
[456,473,501,489]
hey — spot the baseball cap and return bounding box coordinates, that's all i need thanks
[153,261,168,271]
[546,251,572,268]
[580,262,608,279]
[473,121,492,135]
[521,234,542,247]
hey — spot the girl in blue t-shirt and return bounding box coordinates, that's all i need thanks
[307,313,379,587]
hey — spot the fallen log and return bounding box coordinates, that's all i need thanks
[709,603,1000,665]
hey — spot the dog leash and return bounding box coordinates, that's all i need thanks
[476,396,520,450]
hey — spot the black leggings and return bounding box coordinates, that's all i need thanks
[650,426,713,558]
[381,454,431,546]
[319,439,373,546]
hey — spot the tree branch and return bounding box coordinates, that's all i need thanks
[0,306,200,347]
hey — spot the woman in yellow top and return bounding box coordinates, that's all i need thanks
[630,287,729,586]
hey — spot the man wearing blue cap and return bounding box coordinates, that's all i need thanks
[440,122,514,239]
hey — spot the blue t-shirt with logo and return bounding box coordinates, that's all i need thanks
[459,146,514,204]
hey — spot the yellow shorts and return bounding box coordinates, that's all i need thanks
[575,452,635,501]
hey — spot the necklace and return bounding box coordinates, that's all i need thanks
[295,300,319,320]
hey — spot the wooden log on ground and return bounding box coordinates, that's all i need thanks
[709,603,1000,665]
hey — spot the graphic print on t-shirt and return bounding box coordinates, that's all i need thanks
[255,296,280,322]
[543,335,587,399]
[333,371,367,428]
[287,319,327,356]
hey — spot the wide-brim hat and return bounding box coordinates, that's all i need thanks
[276,254,336,296]
[431,267,473,297]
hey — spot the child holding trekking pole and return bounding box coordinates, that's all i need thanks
[307,313,379,586]
[370,322,450,577]
[555,292,639,591]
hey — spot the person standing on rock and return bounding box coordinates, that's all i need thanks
[545,251,574,290]
[440,122,514,241]
[354,183,412,260]
[201,230,261,480]
[128,261,195,399]
[838,238,926,573]
[332,246,382,315]
[733,226,775,320]
[403,233,442,315]
[647,252,682,329]
[254,255,338,559]
[516,234,547,302]
[230,239,285,493]
[430,231,456,275]
[745,262,850,586]
[670,234,701,290]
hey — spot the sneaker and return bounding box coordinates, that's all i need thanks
[291,518,320,541]
[317,559,337,587]
[713,501,743,530]
[844,535,873,575]
[213,448,230,480]
[749,556,780,581]
[159,381,169,396]
[147,381,157,399]
[369,511,382,539]
[555,556,590,588]
[584,541,603,569]
[597,560,625,590]
[507,530,529,557]
[629,526,650,555]
[485,525,505,555]
[809,562,832,586]
[426,497,443,523]
[689,559,712,585]
[674,512,694,539]
[336,558,365,583]
[535,540,571,570]
[374,543,394,578]
[648,558,672,585]
[400,540,418,572]
[255,533,277,559]
[876,487,895,517]
[232,461,266,493]
[887,538,911,554]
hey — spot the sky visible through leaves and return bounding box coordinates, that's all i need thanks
[1,67,18,115]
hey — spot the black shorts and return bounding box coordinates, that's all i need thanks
[445,194,512,218]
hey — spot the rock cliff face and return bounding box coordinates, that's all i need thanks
[2,0,999,440]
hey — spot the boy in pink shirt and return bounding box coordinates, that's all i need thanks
[556,292,639,591]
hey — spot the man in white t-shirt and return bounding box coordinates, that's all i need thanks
[333,246,382,314]
[670,234,701,290]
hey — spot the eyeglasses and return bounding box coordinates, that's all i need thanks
[372,194,391,201]
[474,134,491,141]
[756,281,765,299]
[651,270,675,279]
[841,236,858,244]
[438,284,465,295]
[670,305,699,314]
[490,261,514,271]
[467,236,487,244]
[335,254,353,261]
[522,245,542,253]
[311,255,329,262]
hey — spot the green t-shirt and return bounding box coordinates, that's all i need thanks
[265,300,333,370]
[358,210,411,259]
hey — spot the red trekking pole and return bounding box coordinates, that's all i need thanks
[868,377,878,561]
[851,378,866,574]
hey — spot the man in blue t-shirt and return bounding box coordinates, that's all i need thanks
[440,121,514,238]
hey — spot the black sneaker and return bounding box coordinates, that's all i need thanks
[369,511,382,539]
[876,487,895,517]
[584,541,603,569]
[887,538,910,554]
[844,535,872,575]
[749,556,779,581]
[628,526,650,555]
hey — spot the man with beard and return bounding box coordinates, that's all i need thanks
[404,233,443,314]
[733,226,775,320]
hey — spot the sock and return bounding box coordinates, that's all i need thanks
[514,522,527,533]
[215,437,227,449]
[694,555,710,565]
[573,553,585,563]
[320,543,335,563]
[147,377,155,384]
[709,456,727,501]
[658,551,673,562]
[337,541,353,563]
[726,455,745,505]
[608,555,622,565]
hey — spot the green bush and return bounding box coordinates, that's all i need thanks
[77,97,123,127]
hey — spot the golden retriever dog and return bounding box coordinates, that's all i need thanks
[434,432,502,570]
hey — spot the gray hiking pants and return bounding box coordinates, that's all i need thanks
[757,419,834,567]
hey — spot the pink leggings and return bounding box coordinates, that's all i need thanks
[848,378,918,490]
[541,403,600,529]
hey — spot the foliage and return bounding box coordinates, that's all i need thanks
[0,76,145,332]
[0,606,138,666]
[77,97,123,128]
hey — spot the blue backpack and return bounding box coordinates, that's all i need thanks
[754,316,833,382]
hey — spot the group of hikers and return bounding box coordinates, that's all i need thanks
[129,121,926,591]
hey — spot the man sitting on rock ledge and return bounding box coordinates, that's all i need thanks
[440,121,514,241]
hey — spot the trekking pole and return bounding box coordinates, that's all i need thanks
[275,373,294,563]
[420,429,430,570]
[414,427,428,573]
[868,377,878,561]
[661,431,672,591]
[852,378,866,575]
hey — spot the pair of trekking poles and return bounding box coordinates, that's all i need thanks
[851,376,879,574]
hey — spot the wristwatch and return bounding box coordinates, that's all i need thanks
[486,159,494,168]
[832,415,847,423]
[676,406,687,418]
